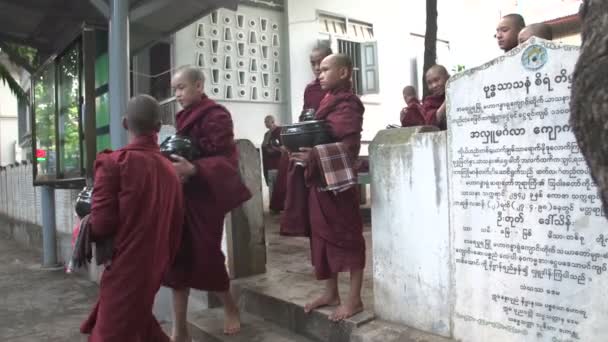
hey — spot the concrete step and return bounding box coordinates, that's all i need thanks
[188,308,314,342]
[233,271,375,342]
[350,320,456,342]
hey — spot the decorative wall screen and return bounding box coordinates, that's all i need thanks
[193,9,283,103]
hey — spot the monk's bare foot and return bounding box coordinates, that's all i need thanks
[329,299,363,322]
[304,293,340,314]
[223,308,241,335]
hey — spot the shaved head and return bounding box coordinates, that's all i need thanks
[327,53,353,70]
[319,54,354,90]
[503,14,526,30]
[403,86,417,97]
[125,95,161,135]
[426,64,449,79]
[312,44,333,58]
[497,13,526,52]
[518,23,553,43]
[425,65,450,96]
[174,65,205,84]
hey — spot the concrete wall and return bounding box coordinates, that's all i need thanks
[370,128,452,337]
[173,4,290,147]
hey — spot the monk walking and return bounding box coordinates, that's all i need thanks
[164,66,251,340]
[80,95,184,342]
[261,115,282,201]
[292,54,366,321]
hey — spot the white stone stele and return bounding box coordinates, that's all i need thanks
[447,38,607,342]
[371,127,452,337]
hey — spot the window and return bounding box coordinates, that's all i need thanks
[319,14,379,95]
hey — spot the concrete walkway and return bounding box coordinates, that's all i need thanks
[0,238,97,342]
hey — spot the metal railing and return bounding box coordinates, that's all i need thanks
[159,96,177,125]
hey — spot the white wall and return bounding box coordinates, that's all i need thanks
[0,58,19,165]
[173,5,289,147]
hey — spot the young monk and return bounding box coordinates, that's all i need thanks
[291,54,366,321]
[261,114,281,187]
[518,23,553,44]
[80,95,184,342]
[271,44,332,214]
[164,66,251,340]
[496,13,526,52]
[399,85,421,126]
[402,65,450,130]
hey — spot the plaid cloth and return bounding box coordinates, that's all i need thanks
[312,142,357,193]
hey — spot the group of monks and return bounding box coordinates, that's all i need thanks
[398,13,554,130]
[79,11,554,342]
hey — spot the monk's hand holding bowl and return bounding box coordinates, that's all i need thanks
[171,154,197,183]
[290,147,312,166]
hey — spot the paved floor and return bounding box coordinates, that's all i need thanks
[0,238,98,342]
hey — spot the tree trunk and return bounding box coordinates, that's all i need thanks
[422,0,438,97]
[570,0,608,216]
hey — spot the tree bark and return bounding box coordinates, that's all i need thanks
[570,0,608,215]
[423,0,438,97]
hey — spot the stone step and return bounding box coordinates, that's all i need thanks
[233,272,375,342]
[188,308,314,342]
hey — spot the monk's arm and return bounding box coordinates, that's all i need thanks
[90,154,120,239]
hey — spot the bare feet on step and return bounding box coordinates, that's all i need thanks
[304,293,340,313]
[329,298,363,322]
[224,306,241,335]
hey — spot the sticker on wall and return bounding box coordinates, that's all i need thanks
[261,46,269,59]
[274,88,280,102]
[238,71,246,85]
[225,85,234,99]
[262,73,270,87]
[224,55,233,70]
[261,18,269,31]
[237,31,245,41]
[211,39,219,54]
[210,11,219,25]
[237,42,246,57]
[196,23,205,38]
[224,27,233,41]
[250,58,258,72]
[273,60,280,74]
[211,69,220,84]
[251,86,259,100]
[237,14,245,29]
[195,52,205,68]
[249,31,258,44]
[272,34,280,47]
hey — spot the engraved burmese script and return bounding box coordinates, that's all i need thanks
[447,39,606,342]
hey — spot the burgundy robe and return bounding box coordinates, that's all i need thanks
[81,134,184,342]
[304,86,366,280]
[262,126,282,183]
[163,95,251,292]
[401,94,444,128]
[302,78,327,112]
[271,79,327,212]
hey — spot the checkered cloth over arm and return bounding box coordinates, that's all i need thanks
[311,142,357,193]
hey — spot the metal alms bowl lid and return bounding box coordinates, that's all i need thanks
[281,120,328,135]
[160,135,199,160]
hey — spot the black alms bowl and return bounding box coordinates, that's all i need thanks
[160,135,200,161]
[280,120,333,152]
[75,186,92,219]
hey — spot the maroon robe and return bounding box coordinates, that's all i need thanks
[304,86,366,280]
[81,134,184,342]
[302,78,328,112]
[271,79,327,212]
[401,94,444,128]
[163,95,251,292]
[262,126,282,183]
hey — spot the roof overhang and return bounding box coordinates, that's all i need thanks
[0,0,239,60]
